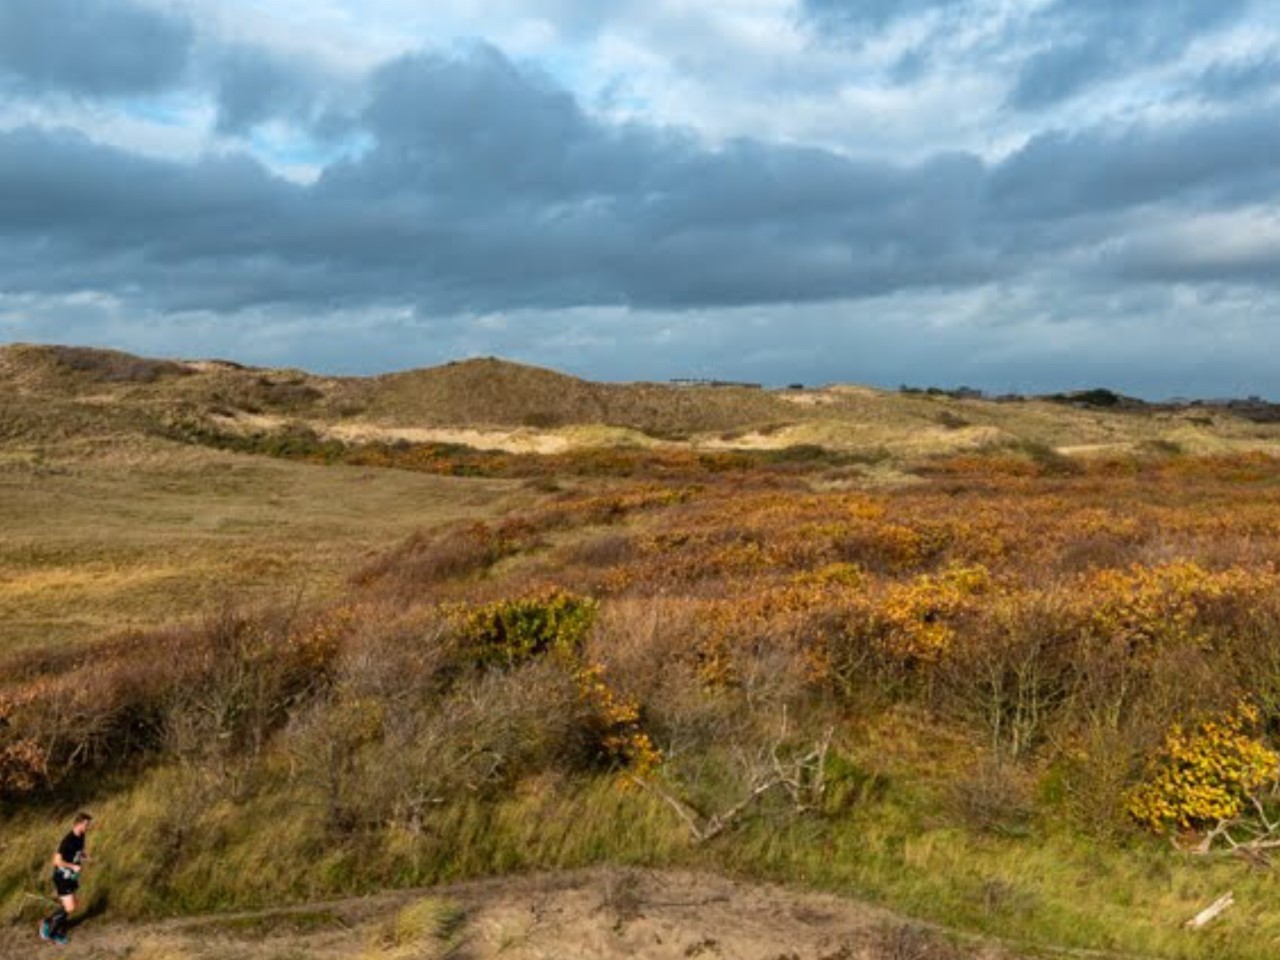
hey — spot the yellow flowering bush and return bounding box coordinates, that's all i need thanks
[444,590,660,773]
[575,662,662,775]
[1126,704,1278,833]
[874,563,994,663]
[447,588,598,668]
[1084,562,1265,655]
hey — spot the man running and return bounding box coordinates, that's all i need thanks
[40,812,92,946]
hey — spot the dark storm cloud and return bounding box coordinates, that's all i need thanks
[326,49,995,307]
[1009,0,1249,109]
[0,0,194,96]
[0,44,1276,321]
[1115,248,1280,288]
[1106,225,1280,288]
[990,112,1280,220]
[0,127,297,244]
[205,41,363,139]
[210,46,325,135]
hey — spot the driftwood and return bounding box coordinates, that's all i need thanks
[1186,794,1280,864]
[1185,892,1234,929]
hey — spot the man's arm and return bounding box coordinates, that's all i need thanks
[51,851,80,873]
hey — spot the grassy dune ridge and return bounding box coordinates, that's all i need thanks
[6,345,1280,958]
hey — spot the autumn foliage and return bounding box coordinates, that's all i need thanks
[5,449,1280,853]
[1126,704,1278,833]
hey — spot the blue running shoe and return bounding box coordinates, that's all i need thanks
[39,919,51,941]
[52,932,69,946]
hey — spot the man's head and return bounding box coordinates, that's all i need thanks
[72,812,92,835]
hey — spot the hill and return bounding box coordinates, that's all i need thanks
[5,342,1280,463]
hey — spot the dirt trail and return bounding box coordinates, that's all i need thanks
[1,868,1028,960]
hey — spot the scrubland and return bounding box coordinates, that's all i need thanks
[7,346,1280,958]
[7,446,1280,957]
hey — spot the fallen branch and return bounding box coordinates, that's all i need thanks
[1185,892,1233,929]
[631,724,834,843]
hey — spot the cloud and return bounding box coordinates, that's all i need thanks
[1198,52,1280,101]
[209,45,331,135]
[800,0,1255,113]
[0,45,997,316]
[0,0,194,97]
[1008,0,1249,109]
[2,41,1279,329]
[0,0,348,141]
[800,0,968,33]
[5,32,1280,398]
[989,112,1280,221]
[1107,210,1280,286]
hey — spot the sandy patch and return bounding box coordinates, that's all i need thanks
[702,422,1010,457]
[777,392,840,407]
[1054,443,1134,457]
[327,423,572,454]
[208,411,668,455]
[4,868,1020,960]
[211,412,291,433]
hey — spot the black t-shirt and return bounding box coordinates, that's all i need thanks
[57,832,84,868]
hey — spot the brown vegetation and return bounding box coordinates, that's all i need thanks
[10,345,1280,955]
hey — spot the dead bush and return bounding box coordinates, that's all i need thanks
[562,532,635,570]
[163,605,343,765]
[0,603,343,799]
[286,660,587,833]
[353,521,552,597]
[1054,533,1145,574]
[945,758,1034,837]
[353,524,509,594]
[937,595,1074,759]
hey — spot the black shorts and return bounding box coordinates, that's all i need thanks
[52,870,79,897]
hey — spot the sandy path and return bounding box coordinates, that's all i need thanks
[1,868,1031,960]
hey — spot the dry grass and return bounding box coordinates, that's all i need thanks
[0,442,522,653]
[9,343,1280,464]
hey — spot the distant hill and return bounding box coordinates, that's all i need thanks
[362,357,798,435]
[4,342,1280,460]
[0,344,800,433]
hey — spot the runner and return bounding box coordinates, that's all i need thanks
[40,812,92,946]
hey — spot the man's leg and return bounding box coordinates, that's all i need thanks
[50,894,75,939]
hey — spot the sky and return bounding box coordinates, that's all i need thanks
[1,0,1279,397]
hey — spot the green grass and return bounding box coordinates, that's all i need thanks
[3,757,1276,958]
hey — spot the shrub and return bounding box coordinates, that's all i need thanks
[1082,562,1269,657]
[574,661,662,774]
[46,345,192,383]
[353,522,531,593]
[945,758,1035,837]
[872,564,995,665]
[939,591,1072,759]
[1126,704,1278,833]
[448,588,598,670]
